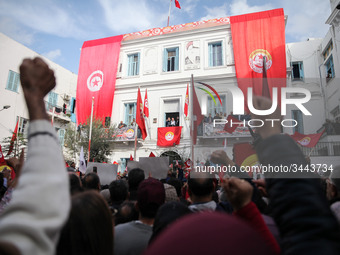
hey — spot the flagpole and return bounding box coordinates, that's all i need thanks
[167,0,172,27]
[52,106,55,125]
[88,97,94,164]
[134,123,137,160]
[190,74,194,168]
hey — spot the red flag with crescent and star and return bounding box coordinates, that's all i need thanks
[76,35,123,125]
[136,87,147,140]
[175,0,181,9]
[184,84,189,117]
[144,89,149,118]
[230,9,286,111]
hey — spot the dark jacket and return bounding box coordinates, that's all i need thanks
[256,134,340,254]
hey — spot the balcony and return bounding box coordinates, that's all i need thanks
[45,101,71,123]
[299,142,340,156]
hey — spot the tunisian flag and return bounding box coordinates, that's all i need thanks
[290,130,324,148]
[76,35,123,125]
[175,0,181,9]
[157,126,182,147]
[136,88,147,140]
[230,9,286,110]
[184,84,189,117]
[144,89,149,118]
[191,83,204,145]
[6,120,18,156]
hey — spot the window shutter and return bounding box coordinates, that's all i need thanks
[299,62,304,80]
[208,44,213,67]
[175,47,179,71]
[163,49,167,72]
[136,53,140,75]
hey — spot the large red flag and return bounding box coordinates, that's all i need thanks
[175,0,181,9]
[184,84,189,117]
[290,131,324,148]
[76,35,123,125]
[230,9,286,111]
[6,120,18,156]
[136,88,147,140]
[144,89,149,118]
[157,127,182,147]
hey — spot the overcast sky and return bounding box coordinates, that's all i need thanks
[0,0,332,74]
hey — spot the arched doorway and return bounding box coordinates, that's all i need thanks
[160,150,182,166]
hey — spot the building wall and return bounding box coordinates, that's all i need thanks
[0,33,77,153]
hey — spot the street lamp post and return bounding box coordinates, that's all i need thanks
[0,105,10,111]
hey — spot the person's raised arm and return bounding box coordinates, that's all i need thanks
[0,57,71,255]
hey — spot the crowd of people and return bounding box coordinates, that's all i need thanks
[0,58,340,255]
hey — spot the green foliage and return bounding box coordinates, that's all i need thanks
[1,133,27,158]
[64,117,116,163]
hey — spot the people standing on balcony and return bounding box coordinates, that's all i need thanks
[204,113,213,124]
[118,120,127,129]
[166,117,171,127]
[175,116,180,126]
[170,117,176,126]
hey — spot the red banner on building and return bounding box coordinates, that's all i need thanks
[76,35,123,125]
[230,9,286,110]
[290,131,324,148]
[157,126,182,147]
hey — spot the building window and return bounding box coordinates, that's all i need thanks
[17,116,28,136]
[208,42,223,67]
[58,129,65,147]
[292,110,304,133]
[124,102,136,126]
[331,106,340,119]
[325,55,335,81]
[45,91,58,112]
[291,61,304,81]
[323,41,333,60]
[163,47,179,72]
[6,70,20,92]
[207,95,226,119]
[127,53,140,76]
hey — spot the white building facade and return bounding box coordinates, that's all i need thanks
[0,32,77,158]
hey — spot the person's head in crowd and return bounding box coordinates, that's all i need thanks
[327,165,340,200]
[144,212,275,255]
[115,201,139,226]
[137,178,165,221]
[128,168,145,200]
[188,172,215,204]
[56,190,114,255]
[100,189,111,205]
[83,172,100,191]
[68,173,83,195]
[149,202,191,244]
[163,184,179,203]
[109,179,128,208]
[167,177,183,198]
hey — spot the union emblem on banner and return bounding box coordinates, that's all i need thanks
[165,131,175,141]
[249,49,272,74]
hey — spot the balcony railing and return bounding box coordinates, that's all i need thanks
[45,101,71,116]
[299,142,340,157]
